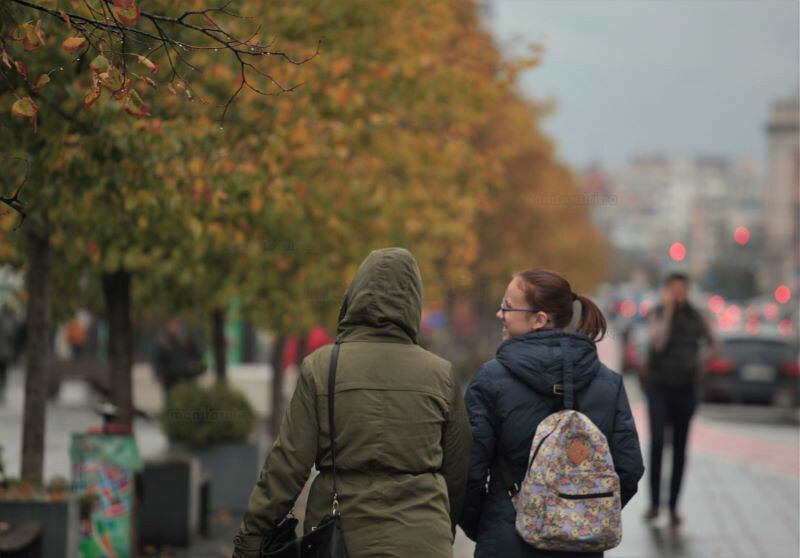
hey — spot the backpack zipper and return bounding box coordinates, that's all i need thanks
[527,430,555,471]
[558,491,614,500]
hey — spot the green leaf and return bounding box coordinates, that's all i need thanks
[90,55,110,73]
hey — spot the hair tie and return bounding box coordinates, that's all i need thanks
[571,292,578,301]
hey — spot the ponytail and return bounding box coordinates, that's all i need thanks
[574,294,607,342]
[515,269,607,342]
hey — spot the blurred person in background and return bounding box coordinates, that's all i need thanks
[152,317,205,395]
[643,272,718,526]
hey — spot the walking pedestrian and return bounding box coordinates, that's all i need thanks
[233,248,471,558]
[152,317,204,395]
[642,272,718,526]
[460,269,644,557]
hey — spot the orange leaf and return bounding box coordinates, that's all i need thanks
[1,49,12,69]
[59,10,72,29]
[62,36,87,53]
[83,85,102,108]
[112,0,136,7]
[14,60,27,79]
[136,54,158,74]
[142,76,156,89]
[33,74,50,91]
[11,96,38,131]
[34,20,45,45]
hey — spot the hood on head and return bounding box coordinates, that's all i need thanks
[496,329,601,395]
[337,248,422,344]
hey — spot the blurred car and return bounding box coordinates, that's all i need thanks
[702,333,800,406]
[622,324,649,375]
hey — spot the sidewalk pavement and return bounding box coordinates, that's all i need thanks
[1,367,797,557]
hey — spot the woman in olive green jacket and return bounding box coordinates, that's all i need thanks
[233,248,471,558]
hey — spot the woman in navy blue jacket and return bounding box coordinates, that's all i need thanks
[459,270,644,557]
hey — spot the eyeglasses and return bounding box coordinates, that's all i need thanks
[499,298,538,315]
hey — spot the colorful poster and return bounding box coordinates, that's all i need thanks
[71,434,142,558]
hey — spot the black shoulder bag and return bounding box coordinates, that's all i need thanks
[260,341,349,558]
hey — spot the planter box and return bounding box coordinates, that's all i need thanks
[137,455,202,549]
[0,496,79,558]
[171,442,261,514]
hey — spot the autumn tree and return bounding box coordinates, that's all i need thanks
[470,90,609,351]
[0,0,318,484]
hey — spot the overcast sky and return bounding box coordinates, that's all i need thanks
[487,0,799,169]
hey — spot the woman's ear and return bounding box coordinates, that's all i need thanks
[530,311,549,331]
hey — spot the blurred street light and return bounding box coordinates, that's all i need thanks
[620,299,637,318]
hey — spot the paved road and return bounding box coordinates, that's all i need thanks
[1,366,797,558]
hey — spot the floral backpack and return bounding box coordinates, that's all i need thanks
[505,342,622,552]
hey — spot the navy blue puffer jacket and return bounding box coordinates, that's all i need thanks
[459,330,644,558]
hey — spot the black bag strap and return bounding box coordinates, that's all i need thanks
[560,337,575,410]
[328,341,342,516]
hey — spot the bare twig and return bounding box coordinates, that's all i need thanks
[0,157,29,228]
[5,0,322,123]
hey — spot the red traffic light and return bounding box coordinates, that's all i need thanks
[733,226,750,245]
[669,242,686,262]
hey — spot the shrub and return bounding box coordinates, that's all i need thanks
[160,381,255,447]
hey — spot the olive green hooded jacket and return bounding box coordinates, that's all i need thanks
[233,248,472,558]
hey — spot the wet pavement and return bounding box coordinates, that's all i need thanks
[1,364,797,557]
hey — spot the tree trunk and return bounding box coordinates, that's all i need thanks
[102,269,133,429]
[269,336,286,438]
[211,307,227,382]
[20,228,51,485]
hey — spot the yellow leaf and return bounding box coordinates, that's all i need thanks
[12,96,36,117]
[11,96,37,131]
[189,218,202,238]
[33,74,50,91]
[122,89,149,117]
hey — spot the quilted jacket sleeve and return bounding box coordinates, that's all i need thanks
[458,363,498,541]
[610,376,645,508]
